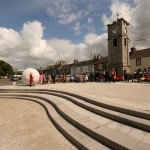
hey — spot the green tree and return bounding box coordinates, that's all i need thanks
[0,60,14,77]
[0,67,5,76]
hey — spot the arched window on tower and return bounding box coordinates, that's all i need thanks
[124,38,127,46]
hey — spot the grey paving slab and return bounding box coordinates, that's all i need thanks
[94,126,150,150]
[54,114,110,150]
[128,128,148,140]
[107,122,122,130]
[119,125,133,134]
[143,133,150,144]
[89,115,112,125]
[71,114,90,123]
[82,120,102,129]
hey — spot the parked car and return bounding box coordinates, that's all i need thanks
[11,77,18,81]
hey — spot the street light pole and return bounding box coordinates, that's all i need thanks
[40,66,43,74]
[91,52,93,72]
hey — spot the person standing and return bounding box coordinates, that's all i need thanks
[29,73,33,87]
[39,73,43,84]
[51,73,56,84]
[45,73,49,84]
[111,68,116,83]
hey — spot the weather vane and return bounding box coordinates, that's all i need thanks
[116,12,120,21]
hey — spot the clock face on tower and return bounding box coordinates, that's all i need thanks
[112,26,118,34]
[112,26,118,35]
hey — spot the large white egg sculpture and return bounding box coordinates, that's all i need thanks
[22,68,40,85]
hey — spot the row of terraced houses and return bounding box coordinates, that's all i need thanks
[45,47,150,76]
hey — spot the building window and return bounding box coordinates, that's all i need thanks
[88,66,91,72]
[124,38,127,46]
[99,64,102,70]
[73,67,76,74]
[136,58,141,66]
[113,39,117,47]
[80,66,83,72]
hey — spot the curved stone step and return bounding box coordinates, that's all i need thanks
[47,91,150,132]
[49,89,150,120]
[2,89,149,132]
[0,93,149,150]
[1,89,149,120]
[0,95,110,150]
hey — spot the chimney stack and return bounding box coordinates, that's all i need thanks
[131,47,137,54]
[74,59,78,64]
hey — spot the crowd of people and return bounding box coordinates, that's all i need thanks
[37,68,150,85]
[39,72,89,84]
[123,69,149,82]
[38,68,118,85]
[29,68,149,87]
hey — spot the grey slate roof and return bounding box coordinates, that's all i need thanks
[130,48,150,59]
[73,60,94,67]
[59,63,74,70]
[93,57,108,65]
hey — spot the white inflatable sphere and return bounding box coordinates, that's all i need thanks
[22,68,40,85]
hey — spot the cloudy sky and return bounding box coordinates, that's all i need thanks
[0,0,150,70]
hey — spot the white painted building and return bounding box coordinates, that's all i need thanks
[71,59,94,75]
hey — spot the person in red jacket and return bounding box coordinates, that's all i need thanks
[111,68,116,82]
[29,73,33,87]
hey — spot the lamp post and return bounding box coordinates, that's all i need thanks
[90,52,93,72]
[40,66,43,74]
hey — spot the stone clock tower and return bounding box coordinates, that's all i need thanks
[107,18,130,75]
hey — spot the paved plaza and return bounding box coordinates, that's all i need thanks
[0,81,150,149]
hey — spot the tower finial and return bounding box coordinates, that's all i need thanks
[116,12,120,21]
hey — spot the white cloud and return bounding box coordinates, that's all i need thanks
[84,33,108,56]
[46,0,81,25]
[102,0,134,28]
[0,20,107,70]
[88,17,93,24]
[0,28,21,54]
[86,16,96,33]
[130,0,150,49]
[47,1,97,36]
[46,1,95,25]
[0,21,55,70]
[102,0,150,49]
[73,22,82,36]
[21,21,44,43]
[20,21,54,58]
